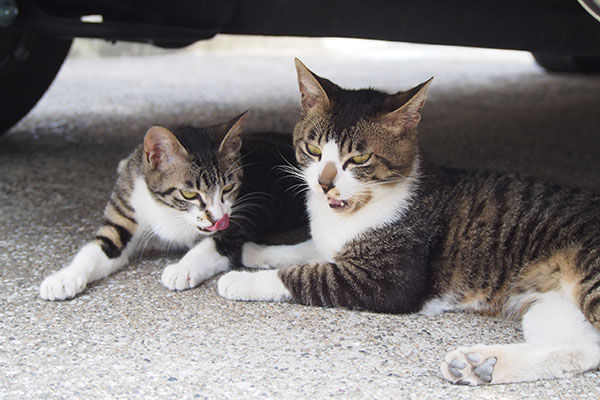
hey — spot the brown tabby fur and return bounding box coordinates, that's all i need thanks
[219,59,600,385]
[279,62,600,331]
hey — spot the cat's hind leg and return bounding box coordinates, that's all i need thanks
[441,288,600,385]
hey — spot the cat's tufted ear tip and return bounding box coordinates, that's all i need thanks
[420,76,434,92]
[294,59,331,112]
[294,58,308,72]
[377,78,434,131]
[218,111,247,154]
[236,109,249,124]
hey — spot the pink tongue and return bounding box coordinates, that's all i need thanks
[206,214,229,232]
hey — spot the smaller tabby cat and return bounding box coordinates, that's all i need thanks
[218,59,600,385]
[40,112,304,300]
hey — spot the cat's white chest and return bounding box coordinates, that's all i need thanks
[308,181,415,261]
[309,196,361,261]
[130,177,199,247]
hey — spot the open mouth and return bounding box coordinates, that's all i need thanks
[328,198,349,209]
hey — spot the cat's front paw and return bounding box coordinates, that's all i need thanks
[40,269,88,301]
[217,270,291,302]
[161,262,206,291]
[441,346,497,385]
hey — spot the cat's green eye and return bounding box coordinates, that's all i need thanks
[306,143,322,157]
[350,153,372,165]
[180,189,198,200]
[222,183,234,194]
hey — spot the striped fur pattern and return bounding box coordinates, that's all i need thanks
[40,112,305,300]
[218,59,600,385]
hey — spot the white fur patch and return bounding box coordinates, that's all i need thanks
[420,292,489,315]
[162,237,230,290]
[420,294,459,315]
[218,270,291,301]
[242,240,325,269]
[522,283,600,345]
[305,142,419,261]
[130,176,200,247]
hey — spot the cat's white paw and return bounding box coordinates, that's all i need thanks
[441,346,497,385]
[241,242,271,268]
[161,262,207,291]
[217,270,291,301]
[40,269,88,301]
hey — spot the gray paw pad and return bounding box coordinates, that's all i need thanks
[473,357,496,383]
[443,350,498,385]
[466,353,481,363]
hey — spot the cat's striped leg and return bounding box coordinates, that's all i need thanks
[242,239,325,269]
[219,257,427,313]
[40,194,140,301]
[441,289,600,385]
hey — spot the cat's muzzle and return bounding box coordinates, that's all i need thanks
[199,214,230,233]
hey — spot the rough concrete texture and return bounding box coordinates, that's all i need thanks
[1,38,600,399]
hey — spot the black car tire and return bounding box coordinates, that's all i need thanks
[532,52,600,73]
[0,31,72,134]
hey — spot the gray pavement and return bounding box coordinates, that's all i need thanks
[1,38,600,399]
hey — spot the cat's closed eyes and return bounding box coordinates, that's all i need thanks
[40,112,305,300]
[218,59,600,385]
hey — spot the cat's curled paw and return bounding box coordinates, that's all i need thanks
[161,262,206,291]
[218,270,291,302]
[40,269,88,301]
[441,347,497,385]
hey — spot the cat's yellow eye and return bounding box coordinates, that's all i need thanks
[306,143,322,157]
[222,183,234,194]
[180,189,198,200]
[350,153,372,165]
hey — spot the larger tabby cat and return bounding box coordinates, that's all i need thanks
[218,59,600,385]
[40,112,305,300]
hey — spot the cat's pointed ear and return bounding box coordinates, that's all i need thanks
[218,110,248,155]
[295,58,332,113]
[378,77,433,131]
[143,126,189,170]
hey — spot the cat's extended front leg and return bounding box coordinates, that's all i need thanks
[161,237,230,290]
[242,239,326,269]
[219,257,427,313]
[40,185,143,300]
[219,262,367,307]
[40,237,138,301]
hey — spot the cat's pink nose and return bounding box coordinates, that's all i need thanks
[206,214,229,231]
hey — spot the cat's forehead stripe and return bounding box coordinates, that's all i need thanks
[338,131,349,152]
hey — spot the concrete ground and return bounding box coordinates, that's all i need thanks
[1,37,600,399]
